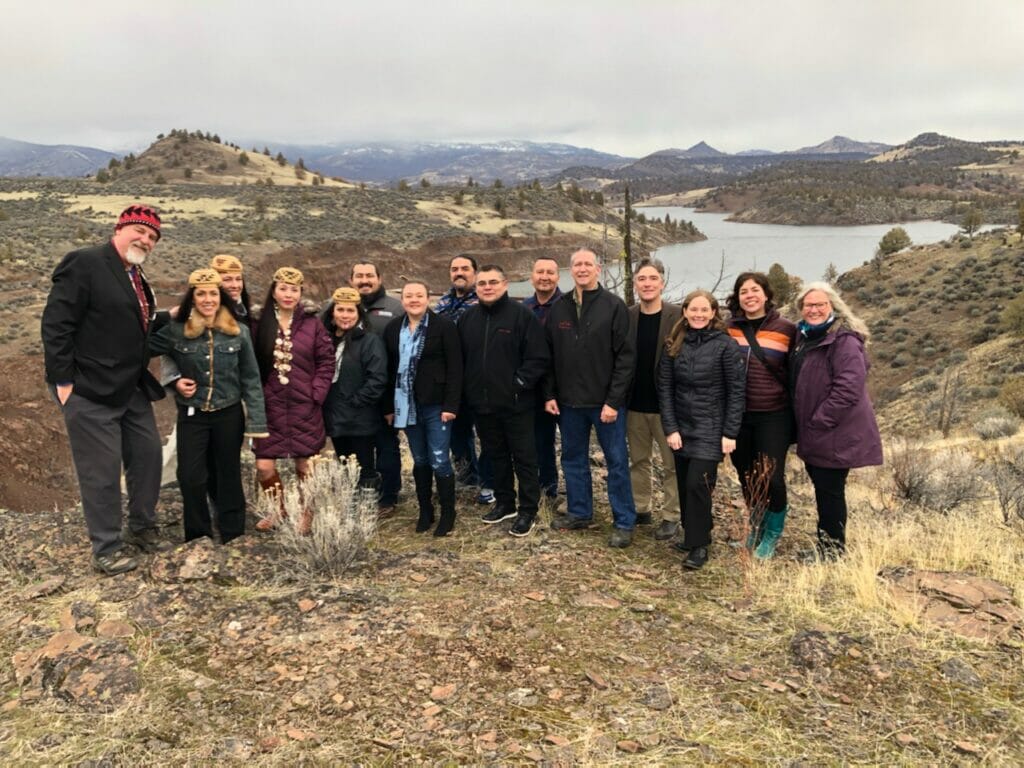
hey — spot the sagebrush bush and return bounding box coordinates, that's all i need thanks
[974,411,1021,440]
[255,456,378,578]
[987,446,1024,527]
[887,440,985,513]
[999,378,1024,418]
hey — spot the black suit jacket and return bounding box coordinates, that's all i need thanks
[383,311,462,416]
[41,241,165,406]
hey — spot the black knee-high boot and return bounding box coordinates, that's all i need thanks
[413,465,435,533]
[434,473,457,537]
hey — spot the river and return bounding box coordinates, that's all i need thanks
[645,207,971,295]
[507,208,978,298]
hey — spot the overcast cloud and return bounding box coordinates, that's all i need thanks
[2,0,1021,157]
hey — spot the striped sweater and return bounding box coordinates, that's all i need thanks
[727,309,797,412]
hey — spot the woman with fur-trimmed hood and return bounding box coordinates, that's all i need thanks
[149,268,268,544]
[789,281,883,561]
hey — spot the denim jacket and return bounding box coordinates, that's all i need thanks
[149,307,268,436]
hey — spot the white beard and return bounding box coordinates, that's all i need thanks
[125,245,148,266]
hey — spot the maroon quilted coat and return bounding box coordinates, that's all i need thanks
[252,310,334,459]
[791,326,883,470]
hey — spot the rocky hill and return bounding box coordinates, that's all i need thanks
[694,134,1023,226]
[791,135,892,155]
[97,131,351,188]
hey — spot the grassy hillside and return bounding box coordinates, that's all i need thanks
[837,230,1024,435]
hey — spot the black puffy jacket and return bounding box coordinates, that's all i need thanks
[657,327,746,461]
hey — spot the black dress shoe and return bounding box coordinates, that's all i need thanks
[682,546,708,571]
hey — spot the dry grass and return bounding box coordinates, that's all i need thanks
[3,440,1023,764]
[66,193,240,219]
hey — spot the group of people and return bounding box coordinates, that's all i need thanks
[41,204,883,576]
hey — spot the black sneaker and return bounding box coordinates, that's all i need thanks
[509,513,536,537]
[683,546,709,571]
[481,506,516,524]
[550,513,596,531]
[91,549,139,576]
[124,527,174,553]
[635,512,653,526]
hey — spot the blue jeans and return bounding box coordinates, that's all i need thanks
[404,404,454,477]
[559,405,637,530]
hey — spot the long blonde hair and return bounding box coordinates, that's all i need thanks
[665,289,725,357]
[794,281,870,341]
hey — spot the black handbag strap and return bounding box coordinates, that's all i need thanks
[740,323,788,389]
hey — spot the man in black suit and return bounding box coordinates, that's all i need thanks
[42,205,172,575]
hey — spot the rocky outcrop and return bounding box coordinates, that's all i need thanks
[12,629,138,711]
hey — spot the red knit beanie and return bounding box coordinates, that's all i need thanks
[115,205,162,240]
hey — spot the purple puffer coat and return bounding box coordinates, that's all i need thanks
[792,326,883,470]
[253,310,334,459]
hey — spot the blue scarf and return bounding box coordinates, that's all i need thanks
[798,313,836,341]
[394,313,429,428]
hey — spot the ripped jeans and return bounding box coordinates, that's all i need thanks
[403,403,454,478]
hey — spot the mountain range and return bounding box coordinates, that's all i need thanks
[0,137,117,177]
[0,133,939,183]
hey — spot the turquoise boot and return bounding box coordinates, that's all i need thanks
[754,507,788,560]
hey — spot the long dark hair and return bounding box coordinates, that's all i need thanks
[254,281,292,382]
[174,286,236,324]
[726,271,774,317]
[665,289,726,357]
[320,300,368,345]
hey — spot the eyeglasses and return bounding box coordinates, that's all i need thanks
[803,302,831,310]
[477,279,506,287]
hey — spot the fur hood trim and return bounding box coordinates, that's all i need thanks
[184,306,240,338]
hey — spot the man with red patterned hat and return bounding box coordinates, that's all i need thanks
[42,204,173,575]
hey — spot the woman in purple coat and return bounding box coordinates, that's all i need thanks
[252,267,334,534]
[790,282,882,560]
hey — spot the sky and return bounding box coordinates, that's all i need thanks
[3,0,1022,158]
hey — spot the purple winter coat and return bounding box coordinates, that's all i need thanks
[791,327,883,469]
[253,310,334,459]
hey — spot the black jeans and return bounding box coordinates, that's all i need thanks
[805,463,850,550]
[534,403,559,495]
[673,455,719,549]
[731,409,790,513]
[331,434,377,486]
[475,409,540,515]
[176,402,246,543]
[374,420,401,505]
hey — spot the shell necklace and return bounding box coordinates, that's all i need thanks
[273,309,293,385]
